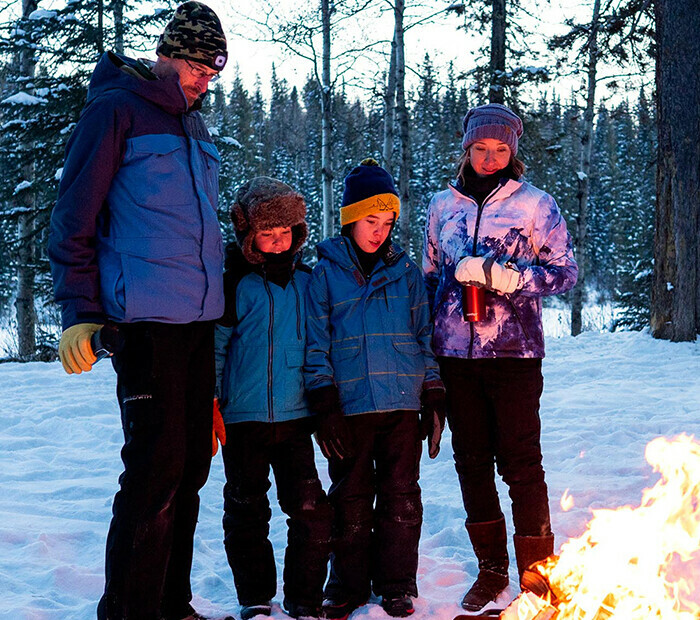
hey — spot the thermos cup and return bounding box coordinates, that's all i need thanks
[90,323,124,362]
[462,284,486,322]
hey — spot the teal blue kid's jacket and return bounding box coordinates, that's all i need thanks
[304,236,442,416]
[215,249,311,424]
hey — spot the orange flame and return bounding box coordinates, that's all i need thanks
[505,434,700,619]
[560,488,575,513]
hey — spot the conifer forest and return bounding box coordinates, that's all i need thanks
[0,0,698,360]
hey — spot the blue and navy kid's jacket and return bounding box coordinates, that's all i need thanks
[304,236,442,416]
[49,52,224,329]
[215,247,312,424]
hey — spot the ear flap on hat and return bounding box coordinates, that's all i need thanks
[230,204,248,233]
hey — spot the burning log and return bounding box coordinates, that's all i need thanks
[500,591,558,619]
[498,435,700,620]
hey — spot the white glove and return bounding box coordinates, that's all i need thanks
[455,257,521,294]
[455,256,488,287]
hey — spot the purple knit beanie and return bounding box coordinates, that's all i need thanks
[461,103,523,155]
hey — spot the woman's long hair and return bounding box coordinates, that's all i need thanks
[456,148,526,187]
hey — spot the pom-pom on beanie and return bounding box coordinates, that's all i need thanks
[461,103,523,155]
[230,177,308,264]
[157,1,228,72]
[339,158,400,226]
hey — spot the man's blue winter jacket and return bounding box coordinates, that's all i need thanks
[304,236,442,416]
[215,250,312,424]
[49,52,224,329]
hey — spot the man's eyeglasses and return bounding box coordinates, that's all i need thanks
[184,59,220,83]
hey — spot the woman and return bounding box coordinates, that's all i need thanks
[422,103,578,613]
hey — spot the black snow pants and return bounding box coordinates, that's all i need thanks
[221,418,332,609]
[325,411,423,605]
[98,321,215,620]
[439,356,551,537]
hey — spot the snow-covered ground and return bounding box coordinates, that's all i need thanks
[1,330,698,620]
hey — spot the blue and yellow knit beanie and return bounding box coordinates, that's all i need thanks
[339,159,400,226]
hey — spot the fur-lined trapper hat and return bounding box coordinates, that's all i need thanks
[230,176,308,264]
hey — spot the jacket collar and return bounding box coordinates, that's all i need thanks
[448,177,523,205]
[317,236,409,284]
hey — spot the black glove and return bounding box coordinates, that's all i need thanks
[421,387,446,459]
[307,385,354,460]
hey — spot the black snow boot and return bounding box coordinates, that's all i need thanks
[161,603,236,620]
[381,593,415,617]
[513,534,555,588]
[240,602,272,619]
[322,597,364,620]
[284,600,323,619]
[461,517,510,612]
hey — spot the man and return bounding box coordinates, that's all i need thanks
[48,3,230,619]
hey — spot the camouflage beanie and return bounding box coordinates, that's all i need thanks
[157,1,227,72]
[231,177,308,264]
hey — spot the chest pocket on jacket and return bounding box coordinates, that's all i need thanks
[197,141,221,203]
[122,136,193,207]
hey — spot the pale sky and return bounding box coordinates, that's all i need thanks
[198,0,582,102]
[16,0,650,106]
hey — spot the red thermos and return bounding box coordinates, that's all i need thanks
[462,284,486,322]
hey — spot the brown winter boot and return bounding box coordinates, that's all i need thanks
[461,517,510,612]
[513,534,555,589]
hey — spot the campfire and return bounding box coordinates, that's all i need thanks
[502,434,700,619]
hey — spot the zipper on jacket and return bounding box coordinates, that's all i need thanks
[291,276,302,340]
[262,272,275,422]
[180,115,209,311]
[467,199,487,359]
[468,322,475,358]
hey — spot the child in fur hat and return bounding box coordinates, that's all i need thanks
[304,159,445,619]
[213,177,332,620]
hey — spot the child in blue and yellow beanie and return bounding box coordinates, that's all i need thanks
[338,158,401,277]
[303,158,446,619]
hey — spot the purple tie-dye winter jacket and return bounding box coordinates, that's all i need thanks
[422,179,578,359]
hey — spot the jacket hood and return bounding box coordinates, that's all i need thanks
[86,51,189,116]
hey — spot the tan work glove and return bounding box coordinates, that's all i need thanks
[212,398,227,456]
[58,323,102,374]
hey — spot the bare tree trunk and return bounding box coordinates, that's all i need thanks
[321,0,334,237]
[571,0,600,336]
[97,0,104,54]
[394,0,412,251]
[651,0,700,340]
[382,29,397,173]
[113,0,124,55]
[15,0,39,360]
[489,0,506,103]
